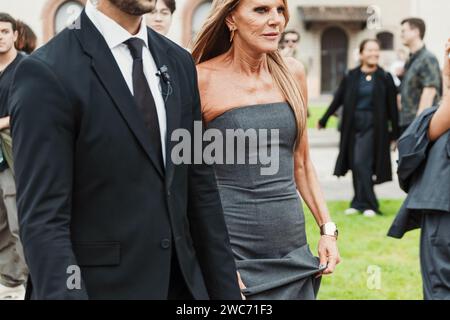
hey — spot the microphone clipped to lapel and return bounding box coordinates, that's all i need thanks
[156,65,173,103]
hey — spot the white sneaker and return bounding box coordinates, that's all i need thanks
[0,283,25,300]
[344,208,359,215]
[363,209,377,217]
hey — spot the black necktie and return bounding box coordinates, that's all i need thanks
[125,38,164,172]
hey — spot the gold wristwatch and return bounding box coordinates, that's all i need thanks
[320,222,338,239]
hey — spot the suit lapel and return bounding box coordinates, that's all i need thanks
[74,11,165,179]
[146,29,182,188]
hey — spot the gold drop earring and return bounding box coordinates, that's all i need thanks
[230,27,236,43]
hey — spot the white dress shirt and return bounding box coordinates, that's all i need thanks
[85,0,167,165]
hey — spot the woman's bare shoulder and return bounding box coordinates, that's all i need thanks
[283,56,306,81]
[196,56,226,89]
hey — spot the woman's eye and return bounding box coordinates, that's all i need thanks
[255,7,268,13]
[277,6,285,13]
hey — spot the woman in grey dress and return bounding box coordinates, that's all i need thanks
[192,0,340,299]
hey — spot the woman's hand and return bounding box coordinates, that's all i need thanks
[317,235,341,276]
[237,271,247,300]
[0,117,10,131]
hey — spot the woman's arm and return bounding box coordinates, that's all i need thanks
[386,73,400,140]
[294,126,341,275]
[429,39,450,141]
[318,74,347,128]
[287,58,341,275]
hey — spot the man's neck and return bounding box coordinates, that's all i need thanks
[96,0,142,35]
[361,64,378,74]
[0,48,18,71]
[409,40,425,55]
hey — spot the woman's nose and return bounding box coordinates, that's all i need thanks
[268,9,283,25]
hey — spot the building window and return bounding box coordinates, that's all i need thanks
[181,0,212,47]
[191,1,212,39]
[42,0,86,43]
[54,1,84,34]
[376,32,394,50]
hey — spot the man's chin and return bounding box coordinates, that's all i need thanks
[109,0,155,16]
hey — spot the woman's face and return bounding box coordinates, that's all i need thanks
[360,41,380,67]
[147,0,173,36]
[228,0,287,54]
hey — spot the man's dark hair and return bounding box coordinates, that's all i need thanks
[0,12,17,32]
[15,20,37,54]
[359,39,380,53]
[161,0,176,14]
[401,17,426,40]
[281,29,301,42]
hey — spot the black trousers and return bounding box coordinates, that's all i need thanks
[350,110,379,212]
[167,250,194,300]
[420,211,450,300]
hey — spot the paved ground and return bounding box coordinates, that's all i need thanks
[308,128,406,201]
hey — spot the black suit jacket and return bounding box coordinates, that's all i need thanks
[9,11,240,300]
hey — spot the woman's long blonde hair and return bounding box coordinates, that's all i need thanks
[191,0,307,148]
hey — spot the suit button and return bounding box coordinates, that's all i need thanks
[167,190,171,197]
[161,239,171,249]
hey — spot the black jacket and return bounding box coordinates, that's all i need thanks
[0,53,23,117]
[319,66,400,184]
[388,107,450,238]
[9,11,240,300]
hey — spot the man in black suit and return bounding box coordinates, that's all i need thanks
[9,0,241,300]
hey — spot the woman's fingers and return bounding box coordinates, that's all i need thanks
[323,255,338,274]
[236,272,247,300]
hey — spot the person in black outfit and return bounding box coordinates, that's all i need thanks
[0,12,28,296]
[9,0,241,300]
[388,39,450,299]
[318,39,399,217]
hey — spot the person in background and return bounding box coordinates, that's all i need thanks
[15,20,37,55]
[0,12,28,299]
[318,39,399,218]
[279,29,300,58]
[389,48,408,88]
[279,29,309,116]
[388,39,450,300]
[399,17,442,135]
[147,0,175,36]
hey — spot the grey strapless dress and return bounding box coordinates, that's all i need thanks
[207,102,323,300]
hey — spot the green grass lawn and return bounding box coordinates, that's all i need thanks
[304,199,422,300]
[307,105,338,129]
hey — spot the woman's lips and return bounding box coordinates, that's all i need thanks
[263,33,280,40]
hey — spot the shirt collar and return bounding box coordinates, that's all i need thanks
[409,45,426,59]
[85,0,148,50]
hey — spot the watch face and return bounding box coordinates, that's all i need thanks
[325,223,334,233]
[323,223,337,236]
